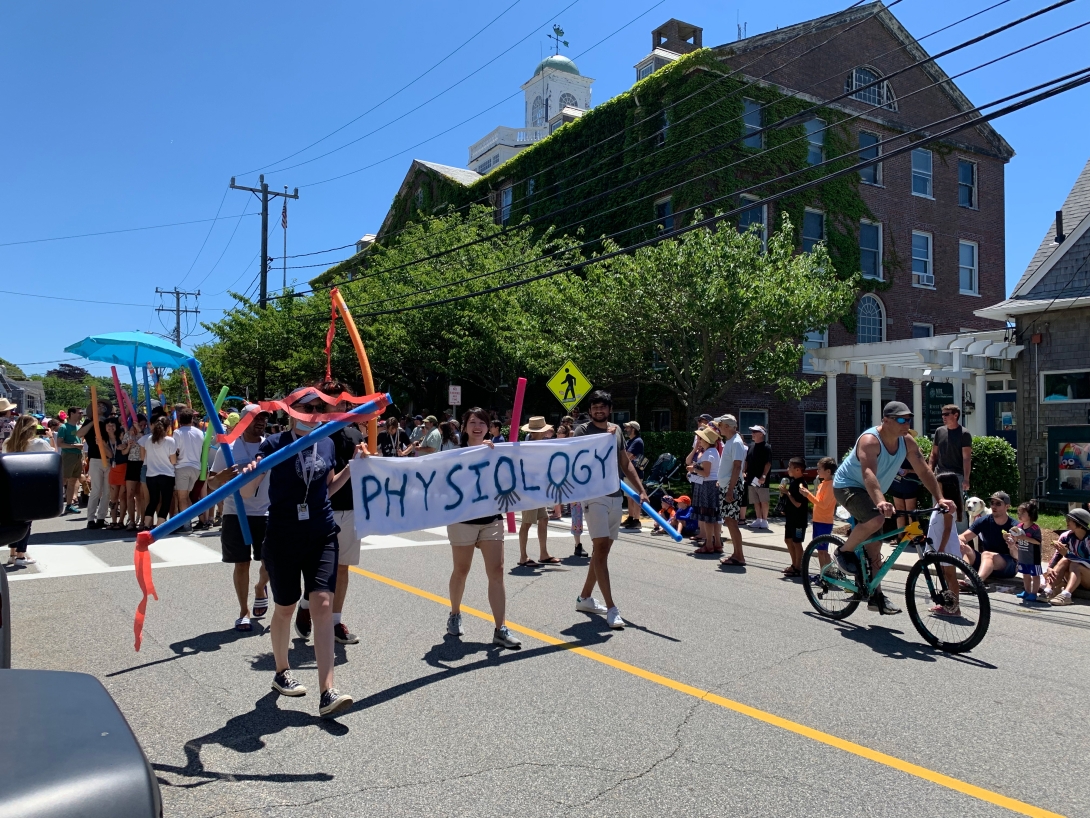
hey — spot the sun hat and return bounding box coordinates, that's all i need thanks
[521,416,554,434]
[0,398,17,413]
[696,427,720,446]
[749,425,767,435]
[1066,507,1090,530]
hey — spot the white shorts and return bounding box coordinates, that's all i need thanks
[584,494,624,541]
[174,466,200,492]
[334,510,361,565]
[447,517,505,547]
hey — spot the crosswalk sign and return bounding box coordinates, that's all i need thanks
[547,360,592,411]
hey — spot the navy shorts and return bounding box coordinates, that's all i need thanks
[263,524,339,606]
[970,549,1018,579]
[811,521,834,547]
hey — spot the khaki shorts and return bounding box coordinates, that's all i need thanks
[521,507,549,525]
[334,510,361,565]
[747,484,770,504]
[833,486,879,525]
[174,466,200,492]
[585,494,624,541]
[448,516,505,547]
[61,449,83,479]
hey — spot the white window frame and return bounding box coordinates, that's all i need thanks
[1040,369,1090,404]
[858,131,882,185]
[804,412,829,459]
[847,66,897,110]
[742,99,763,148]
[805,118,825,166]
[912,148,933,198]
[912,322,934,338]
[559,92,578,111]
[802,328,827,373]
[654,196,674,231]
[499,186,513,226]
[637,62,654,81]
[739,194,766,250]
[857,294,885,344]
[859,219,882,281]
[802,208,825,253]
[958,159,978,209]
[959,239,979,296]
[739,409,769,443]
[531,96,545,127]
[911,230,934,288]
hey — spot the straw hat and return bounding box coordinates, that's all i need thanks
[0,398,16,413]
[520,416,554,434]
[696,427,720,447]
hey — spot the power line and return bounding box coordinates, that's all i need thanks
[270,243,357,260]
[178,186,228,286]
[192,195,255,289]
[0,289,155,308]
[155,288,201,348]
[240,0,527,176]
[0,213,260,249]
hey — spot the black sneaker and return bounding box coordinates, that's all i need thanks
[868,593,902,616]
[319,688,353,717]
[295,606,312,641]
[334,623,359,644]
[573,545,587,558]
[86,519,103,530]
[271,670,306,696]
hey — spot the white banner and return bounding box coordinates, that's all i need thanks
[350,437,619,537]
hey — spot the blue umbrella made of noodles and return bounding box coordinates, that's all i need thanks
[65,331,190,371]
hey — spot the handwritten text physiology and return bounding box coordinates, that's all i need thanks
[350,438,619,537]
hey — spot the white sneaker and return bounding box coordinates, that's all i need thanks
[576,596,608,615]
[606,607,625,629]
[446,612,464,636]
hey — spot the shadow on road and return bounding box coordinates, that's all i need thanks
[106,626,269,677]
[803,613,997,668]
[152,692,342,789]
[250,639,350,672]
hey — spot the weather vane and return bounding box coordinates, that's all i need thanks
[547,24,568,55]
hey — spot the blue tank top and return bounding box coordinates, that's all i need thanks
[833,427,906,493]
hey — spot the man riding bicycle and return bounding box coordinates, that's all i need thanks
[832,401,957,615]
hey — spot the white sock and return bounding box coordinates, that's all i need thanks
[1042,585,1052,596]
[333,612,342,625]
[299,598,310,610]
[1059,590,1072,599]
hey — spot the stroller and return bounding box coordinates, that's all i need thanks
[643,453,681,508]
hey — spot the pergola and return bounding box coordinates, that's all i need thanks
[808,330,1022,457]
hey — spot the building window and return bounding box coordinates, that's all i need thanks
[912,231,933,287]
[912,323,934,338]
[859,220,882,280]
[958,159,976,208]
[1041,370,1090,402]
[656,110,669,148]
[651,409,671,431]
[414,188,424,208]
[912,148,933,198]
[845,66,896,110]
[857,294,885,344]
[531,96,545,127]
[804,412,828,459]
[738,195,766,248]
[739,410,768,442]
[805,119,825,166]
[559,92,578,110]
[987,378,1017,392]
[959,240,978,294]
[526,178,535,199]
[611,410,631,424]
[637,62,654,80]
[499,186,513,226]
[655,197,674,231]
[803,209,824,253]
[859,131,881,185]
[802,328,827,372]
[743,99,762,148]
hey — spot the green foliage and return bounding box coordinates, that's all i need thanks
[642,431,696,471]
[39,375,116,418]
[968,436,1019,503]
[0,357,27,380]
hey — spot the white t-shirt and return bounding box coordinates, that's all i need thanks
[172,425,205,470]
[717,433,747,486]
[929,509,961,557]
[691,447,720,485]
[211,436,269,517]
[139,434,178,477]
[3,436,54,453]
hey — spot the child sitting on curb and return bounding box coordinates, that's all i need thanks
[650,495,676,536]
[670,495,699,539]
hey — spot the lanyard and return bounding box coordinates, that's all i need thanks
[296,436,318,502]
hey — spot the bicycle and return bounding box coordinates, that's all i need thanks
[802,507,990,653]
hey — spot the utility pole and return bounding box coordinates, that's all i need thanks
[155,288,200,348]
[229,174,298,399]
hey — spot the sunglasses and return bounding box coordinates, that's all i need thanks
[891,416,912,425]
[989,500,1005,507]
[941,412,958,417]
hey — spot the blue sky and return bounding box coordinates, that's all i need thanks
[2,0,1087,378]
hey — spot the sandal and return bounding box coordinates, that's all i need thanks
[234,616,252,631]
[252,596,269,617]
[783,567,801,577]
[537,556,562,565]
[719,556,746,566]
[517,559,540,568]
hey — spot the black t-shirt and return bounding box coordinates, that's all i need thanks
[933,424,971,475]
[376,429,410,458]
[784,476,808,524]
[573,421,626,498]
[257,430,336,532]
[969,513,1014,554]
[745,440,771,485]
[329,426,362,511]
[82,421,107,459]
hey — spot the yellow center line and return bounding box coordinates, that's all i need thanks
[349,565,1065,818]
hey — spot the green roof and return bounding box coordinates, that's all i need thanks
[534,54,579,77]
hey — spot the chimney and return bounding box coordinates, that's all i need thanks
[1054,209,1066,244]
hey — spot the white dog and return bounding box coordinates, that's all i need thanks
[966,496,986,526]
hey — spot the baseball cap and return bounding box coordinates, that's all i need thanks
[624,420,641,433]
[883,401,913,418]
[240,404,269,419]
[716,414,738,427]
[989,490,1011,506]
[413,414,423,421]
[1066,507,1090,529]
[424,415,438,424]
[698,413,713,422]
[676,495,692,504]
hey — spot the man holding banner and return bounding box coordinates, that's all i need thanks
[573,390,649,631]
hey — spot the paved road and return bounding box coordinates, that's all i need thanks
[8,511,1088,818]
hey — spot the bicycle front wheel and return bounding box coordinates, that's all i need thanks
[905,553,991,653]
[802,535,859,620]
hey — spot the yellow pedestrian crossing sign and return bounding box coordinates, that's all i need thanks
[547,360,592,411]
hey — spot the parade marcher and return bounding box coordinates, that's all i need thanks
[56,406,84,514]
[140,416,178,530]
[172,408,205,532]
[376,416,411,457]
[573,391,649,629]
[103,416,129,529]
[245,389,358,717]
[207,405,271,632]
[77,398,113,529]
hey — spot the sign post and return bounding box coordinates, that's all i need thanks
[448,384,461,420]
[547,359,592,413]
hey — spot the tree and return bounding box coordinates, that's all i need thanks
[46,363,91,382]
[557,213,858,426]
[0,357,27,380]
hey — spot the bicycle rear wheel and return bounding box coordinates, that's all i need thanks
[905,553,990,653]
[802,535,859,620]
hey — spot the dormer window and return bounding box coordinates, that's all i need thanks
[845,67,897,111]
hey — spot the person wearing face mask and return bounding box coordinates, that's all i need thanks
[244,387,361,717]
